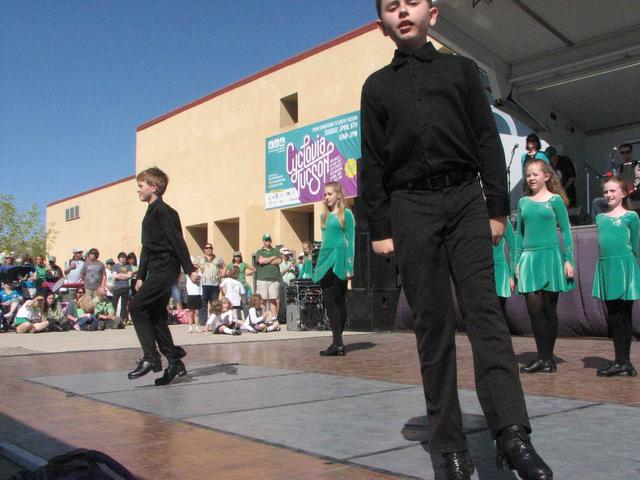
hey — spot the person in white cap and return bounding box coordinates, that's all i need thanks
[64,247,85,284]
[279,247,298,286]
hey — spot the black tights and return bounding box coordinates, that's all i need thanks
[605,300,633,364]
[524,291,559,361]
[320,269,347,347]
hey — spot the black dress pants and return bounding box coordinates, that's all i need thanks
[129,255,184,364]
[390,180,530,453]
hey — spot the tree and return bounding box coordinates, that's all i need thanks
[0,193,47,257]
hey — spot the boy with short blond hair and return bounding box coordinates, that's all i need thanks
[128,166,199,385]
[360,1,552,479]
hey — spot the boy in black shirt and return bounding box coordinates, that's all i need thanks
[360,1,552,479]
[128,167,198,386]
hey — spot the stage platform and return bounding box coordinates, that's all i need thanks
[0,332,638,479]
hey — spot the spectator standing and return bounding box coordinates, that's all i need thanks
[279,247,298,286]
[255,233,282,319]
[111,252,133,324]
[185,262,203,333]
[220,267,246,320]
[33,255,49,296]
[104,258,115,299]
[196,243,225,326]
[546,147,577,207]
[227,251,255,296]
[64,247,85,284]
[80,248,106,298]
[520,133,549,173]
[298,241,314,280]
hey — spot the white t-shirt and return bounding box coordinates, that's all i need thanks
[220,277,245,307]
[207,311,234,329]
[16,301,38,321]
[65,259,84,283]
[186,275,202,296]
[247,307,267,325]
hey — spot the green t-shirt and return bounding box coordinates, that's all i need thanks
[94,299,115,317]
[255,247,281,281]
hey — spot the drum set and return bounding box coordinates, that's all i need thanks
[285,279,328,330]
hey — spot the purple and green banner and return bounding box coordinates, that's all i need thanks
[265,111,360,210]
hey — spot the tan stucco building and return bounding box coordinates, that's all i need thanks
[47,24,447,264]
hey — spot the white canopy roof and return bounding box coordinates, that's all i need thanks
[432,0,640,136]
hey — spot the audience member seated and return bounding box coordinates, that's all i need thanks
[246,294,280,332]
[206,299,253,335]
[15,296,49,334]
[43,292,69,331]
[66,287,99,331]
[1,281,23,330]
[94,286,120,330]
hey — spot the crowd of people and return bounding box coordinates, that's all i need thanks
[0,235,316,337]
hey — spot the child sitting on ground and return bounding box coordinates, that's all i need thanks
[15,296,49,333]
[246,294,280,332]
[206,299,252,335]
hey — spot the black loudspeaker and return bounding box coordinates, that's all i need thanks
[347,289,400,331]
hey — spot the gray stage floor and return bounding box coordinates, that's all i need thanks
[28,364,640,480]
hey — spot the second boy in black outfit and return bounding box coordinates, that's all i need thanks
[128,167,199,386]
[360,1,552,479]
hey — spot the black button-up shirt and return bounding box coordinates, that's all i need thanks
[138,198,195,279]
[360,42,509,240]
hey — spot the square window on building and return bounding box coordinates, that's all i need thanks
[65,205,80,221]
[280,93,298,127]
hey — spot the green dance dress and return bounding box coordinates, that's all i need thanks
[515,194,575,293]
[592,211,640,300]
[312,209,355,283]
[493,221,515,298]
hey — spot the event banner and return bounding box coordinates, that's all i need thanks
[265,111,360,210]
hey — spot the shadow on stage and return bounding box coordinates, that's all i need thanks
[402,415,517,479]
[345,341,376,352]
[515,352,566,367]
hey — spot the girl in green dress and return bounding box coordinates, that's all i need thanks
[516,159,574,373]
[593,176,639,377]
[313,182,355,356]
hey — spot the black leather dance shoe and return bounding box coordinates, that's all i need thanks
[128,359,162,380]
[154,360,187,386]
[442,450,474,480]
[597,362,638,377]
[520,359,556,374]
[496,425,553,480]
[319,344,346,356]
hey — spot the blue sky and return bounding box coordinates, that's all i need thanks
[0,1,378,221]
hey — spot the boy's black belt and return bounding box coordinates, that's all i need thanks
[401,171,477,192]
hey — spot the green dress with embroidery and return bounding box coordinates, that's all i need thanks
[515,194,575,293]
[593,211,640,300]
[312,209,355,283]
[493,221,515,298]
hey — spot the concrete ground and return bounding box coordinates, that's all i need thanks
[0,327,638,479]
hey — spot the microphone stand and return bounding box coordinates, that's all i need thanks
[506,147,518,211]
[584,163,607,215]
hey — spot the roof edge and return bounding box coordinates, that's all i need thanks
[136,21,379,132]
[47,175,136,208]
